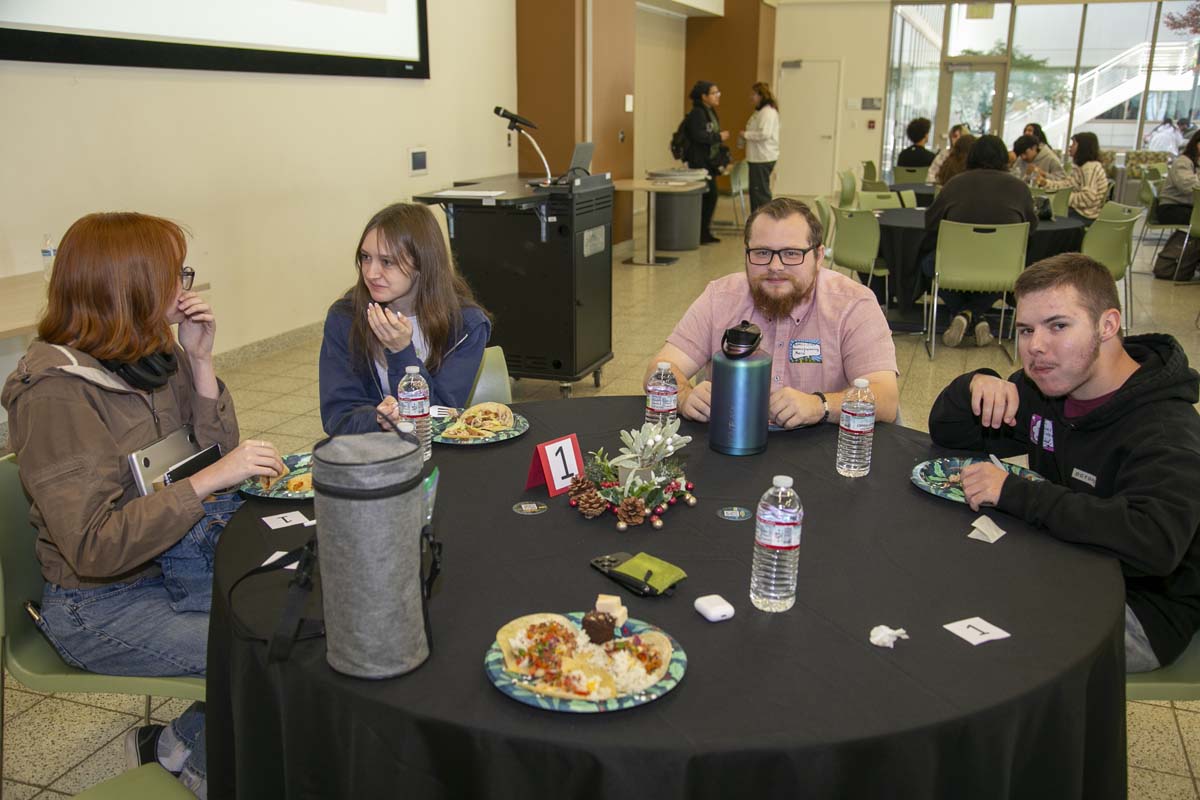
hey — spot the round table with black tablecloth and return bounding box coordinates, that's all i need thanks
[876,207,1087,314]
[889,182,936,208]
[206,396,1125,800]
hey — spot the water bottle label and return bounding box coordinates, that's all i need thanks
[755,518,801,550]
[398,391,429,418]
[646,390,677,413]
[839,408,875,434]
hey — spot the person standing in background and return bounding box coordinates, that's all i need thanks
[740,82,780,212]
[684,80,730,245]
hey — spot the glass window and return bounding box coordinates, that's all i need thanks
[1142,0,1200,152]
[1004,4,1083,152]
[1070,2,1157,151]
[947,2,1011,57]
[883,4,946,166]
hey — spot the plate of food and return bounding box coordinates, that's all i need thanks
[485,604,686,713]
[238,451,314,500]
[432,402,529,445]
[911,456,1044,504]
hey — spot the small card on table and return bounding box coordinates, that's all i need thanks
[525,433,583,497]
[944,616,1011,646]
[261,510,312,530]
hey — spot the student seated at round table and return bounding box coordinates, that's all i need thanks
[319,202,492,434]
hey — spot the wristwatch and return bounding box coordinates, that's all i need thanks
[812,391,829,425]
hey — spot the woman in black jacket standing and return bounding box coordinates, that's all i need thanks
[684,80,729,244]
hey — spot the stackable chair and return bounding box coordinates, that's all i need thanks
[1127,632,1200,702]
[893,165,929,183]
[1099,201,1142,223]
[837,170,857,208]
[0,455,206,790]
[726,160,750,229]
[73,764,195,799]
[861,160,878,182]
[813,196,834,260]
[862,179,890,193]
[924,221,1029,360]
[898,189,918,208]
[466,345,513,405]
[1048,187,1073,219]
[856,192,902,211]
[1163,188,1200,284]
[1134,177,1185,265]
[830,207,888,305]
[1081,216,1137,332]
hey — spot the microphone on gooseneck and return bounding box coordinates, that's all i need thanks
[493,106,538,129]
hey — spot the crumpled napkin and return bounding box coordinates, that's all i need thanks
[869,625,910,649]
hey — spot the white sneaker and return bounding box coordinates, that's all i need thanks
[942,314,968,347]
[974,320,994,346]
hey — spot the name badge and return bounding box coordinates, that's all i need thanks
[789,339,822,364]
[1071,467,1097,488]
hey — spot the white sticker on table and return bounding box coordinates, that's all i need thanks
[944,617,1011,646]
[262,511,312,530]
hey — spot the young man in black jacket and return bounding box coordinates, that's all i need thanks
[684,80,729,244]
[928,253,1200,672]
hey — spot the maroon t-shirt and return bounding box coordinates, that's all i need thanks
[1064,388,1119,420]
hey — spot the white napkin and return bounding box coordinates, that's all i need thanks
[968,514,1006,543]
[869,625,910,648]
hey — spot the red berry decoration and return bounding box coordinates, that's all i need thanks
[686,481,695,491]
[668,497,678,506]
[569,498,579,508]
[650,514,660,522]
[654,505,665,515]
[607,503,615,512]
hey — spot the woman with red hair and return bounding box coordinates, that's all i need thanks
[2,212,284,797]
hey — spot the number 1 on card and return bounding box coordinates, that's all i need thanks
[525,434,584,497]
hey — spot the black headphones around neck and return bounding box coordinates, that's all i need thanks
[100,351,179,392]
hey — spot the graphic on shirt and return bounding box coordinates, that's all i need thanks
[1070,467,1097,488]
[789,339,822,364]
[1030,414,1043,443]
[1041,420,1055,452]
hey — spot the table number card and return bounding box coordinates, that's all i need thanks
[261,510,312,530]
[525,434,583,497]
[944,617,1011,646]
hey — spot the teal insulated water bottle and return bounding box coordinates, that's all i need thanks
[709,321,770,456]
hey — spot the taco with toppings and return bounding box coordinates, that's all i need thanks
[461,402,514,432]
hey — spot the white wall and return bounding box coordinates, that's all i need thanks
[775,1,889,190]
[634,6,688,214]
[0,0,516,354]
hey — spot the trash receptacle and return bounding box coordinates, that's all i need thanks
[647,169,708,251]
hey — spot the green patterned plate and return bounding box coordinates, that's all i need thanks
[237,452,313,500]
[485,611,687,713]
[911,457,1044,504]
[432,412,529,445]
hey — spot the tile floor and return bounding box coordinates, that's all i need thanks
[5,198,1200,797]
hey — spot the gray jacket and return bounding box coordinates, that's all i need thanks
[1160,154,1200,207]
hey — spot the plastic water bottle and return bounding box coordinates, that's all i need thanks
[750,475,803,612]
[836,378,875,477]
[41,234,56,282]
[398,366,432,462]
[645,361,678,426]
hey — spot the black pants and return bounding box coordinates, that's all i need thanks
[701,172,719,235]
[748,161,775,212]
[920,250,1000,322]
[1156,203,1192,225]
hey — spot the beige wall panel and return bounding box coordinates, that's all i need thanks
[634,8,687,214]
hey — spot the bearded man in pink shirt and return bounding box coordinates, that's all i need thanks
[648,197,900,428]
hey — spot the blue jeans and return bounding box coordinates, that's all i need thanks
[35,492,242,785]
[1126,604,1162,673]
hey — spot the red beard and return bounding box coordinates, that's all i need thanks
[750,271,813,318]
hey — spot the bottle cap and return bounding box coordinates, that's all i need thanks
[853,378,869,388]
[657,361,671,370]
[772,475,793,489]
[405,366,420,374]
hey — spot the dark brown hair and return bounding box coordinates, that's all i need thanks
[38,212,183,362]
[906,117,931,145]
[743,197,823,249]
[346,203,489,373]
[938,133,976,186]
[1071,132,1101,167]
[752,82,777,110]
[1184,129,1200,163]
[1014,253,1120,324]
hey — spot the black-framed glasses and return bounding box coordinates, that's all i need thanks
[745,246,818,267]
[181,266,195,291]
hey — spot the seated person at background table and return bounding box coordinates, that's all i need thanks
[926,253,1200,672]
[1023,123,1054,155]
[896,117,936,168]
[319,202,491,434]
[932,132,975,188]
[927,123,967,184]
[1011,134,1065,183]
[921,135,1038,349]
[646,197,899,428]
[1151,130,1200,280]
[1036,131,1109,226]
[0,212,285,796]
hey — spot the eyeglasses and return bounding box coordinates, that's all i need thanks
[745,246,818,267]
[181,266,195,291]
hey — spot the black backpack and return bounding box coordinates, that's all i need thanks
[670,118,689,161]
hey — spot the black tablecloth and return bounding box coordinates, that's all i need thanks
[889,182,935,208]
[207,396,1125,800]
[877,208,1087,313]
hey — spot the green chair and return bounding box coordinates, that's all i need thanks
[894,165,929,183]
[73,764,195,799]
[466,345,513,405]
[862,160,878,182]
[856,192,902,211]
[0,455,206,788]
[898,189,918,208]
[1034,186,1072,218]
[925,220,1029,360]
[1127,632,1200,701]
[837,170,857,208]
[813,196,834,256]
[830,207,888,306]
[728,160,750,228]
[1081,217,1137,332]
[862,179,890,193]
[1098,201,1142,223]
[1164,188,1200,283]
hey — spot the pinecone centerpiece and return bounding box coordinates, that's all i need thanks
[616,497,647,526]
[577,490,607,519]
[568,475,596,499]
[567,435,698,530]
